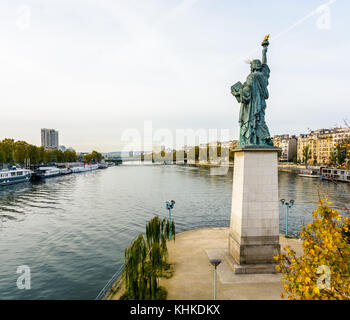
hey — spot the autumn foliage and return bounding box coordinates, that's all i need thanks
[275,198,350,300]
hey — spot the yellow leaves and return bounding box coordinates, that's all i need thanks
[313,287,320,295]
[276,199,350,300]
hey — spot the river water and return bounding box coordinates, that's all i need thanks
[0,164,349,299]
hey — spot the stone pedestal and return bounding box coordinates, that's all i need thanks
[227,148,280,274]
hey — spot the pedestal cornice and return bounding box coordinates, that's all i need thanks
[233,147,279,153]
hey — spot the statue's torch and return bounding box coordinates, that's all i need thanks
[262,34,270,47]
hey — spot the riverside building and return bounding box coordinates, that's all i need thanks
[296,127,350,165]
[273,135,297,162]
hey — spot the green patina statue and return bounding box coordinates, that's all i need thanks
[231,35,274,148]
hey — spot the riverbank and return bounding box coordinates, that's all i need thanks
[278,163,306,173]
[106,227,303,300]
[183,161,305,172]
[104,274,125,300]
[186,162,234,168]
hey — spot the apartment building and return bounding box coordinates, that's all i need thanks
[273,134,297,162]
[297,128,350,164]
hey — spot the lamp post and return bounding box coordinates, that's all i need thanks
[280,199,295,237]
[165,200,175,240]
[210,259,221,300]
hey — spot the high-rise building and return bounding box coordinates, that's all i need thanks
[41,128,59,150]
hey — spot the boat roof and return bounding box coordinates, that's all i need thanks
[0,168,30,172]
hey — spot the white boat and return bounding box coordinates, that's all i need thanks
[70,164,99,173]
[98,160,108,169]
[298,168,320,178]
[0,167,32,186]
[31,167,61,181]
[321,168,350,183]
[59,168,72,175]
[87,164,99,171]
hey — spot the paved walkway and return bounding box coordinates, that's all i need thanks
[160,227,303,300]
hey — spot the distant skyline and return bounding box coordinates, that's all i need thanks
[0,0,349,152]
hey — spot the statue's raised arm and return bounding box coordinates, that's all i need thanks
[261,34,269,65]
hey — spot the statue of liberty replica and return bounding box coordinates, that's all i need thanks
[226,35,280,274]
[231,35,274,147]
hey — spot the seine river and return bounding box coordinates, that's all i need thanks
[0,164,349,300]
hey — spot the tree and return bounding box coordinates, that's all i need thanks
[58,150,65,162]
[63,150,77,162]
[331,137,350,168]
[83,151,102,163]
[293,154,298,164]
[44,150,53,163]
[0,149,5,165]
[275,198,350,300]
[28,144,39,164]
[14,140,29,164]
[91,150,102,162]
[122,216,175,300]
[83,154,93,163]
[0,138,78,165]
[333,144,346,166]
[302,145,311,168]
[229,148,235,162]
[0,138,15,163]
[38,146,46,163]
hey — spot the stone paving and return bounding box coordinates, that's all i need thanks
[160,227,303,300]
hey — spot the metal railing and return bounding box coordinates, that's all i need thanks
[95,264,124,300]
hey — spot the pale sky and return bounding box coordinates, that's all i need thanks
[0,0,349,152]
